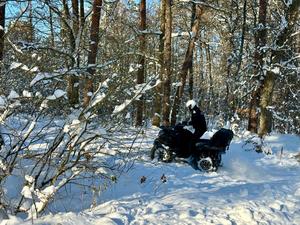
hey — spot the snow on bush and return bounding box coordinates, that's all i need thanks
[46,89,66,100]
[7,90,20,99]
[0,95,6,109]
[0,67,157,219]
[0,109,133,218]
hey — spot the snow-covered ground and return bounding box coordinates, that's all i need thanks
[1,128,300,225]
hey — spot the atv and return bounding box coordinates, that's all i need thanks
[150,127,234,172]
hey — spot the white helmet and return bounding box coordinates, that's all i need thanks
[186,99,197,110]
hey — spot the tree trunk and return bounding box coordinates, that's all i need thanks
[206,44,213,113]
[152,0,166,127]
[49,6,55,46]
[188,3,197,101]
[80,0,85,28]
[0,1,5,61]
[247,0,268,133]
[258,0,300,137]
[170,4,203,125]
[197,39,204,102]
[67,0,80,106]
[136,0,146,126]
[161,0,172,126]
[188,63,194,100]
[72,0,79,36]
[235,0,247,77]
[258,71,274,136]
[83,0,102,107]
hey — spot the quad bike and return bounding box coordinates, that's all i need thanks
[150,127,234,172]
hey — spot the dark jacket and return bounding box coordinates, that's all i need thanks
[190,106,207,140]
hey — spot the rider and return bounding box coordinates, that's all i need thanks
[185,99,207,140]
[173,100,207,158]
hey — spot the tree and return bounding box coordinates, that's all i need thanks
[83,0,103,107]
[66,0,80,106]
[0,1,5,61]
[161,0,172,126]
[247,0,268,133]
[258,0,300,136]
[136,0,146,126]
[170,3,203,125]
[45,0,80,106]
[152,0,166,127]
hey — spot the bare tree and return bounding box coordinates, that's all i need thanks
[136,0,147,126]
[247,0,268,133]
[152,0,166,127]
[66,0,80,106]
[80,0,85,28]
[206,43,213,113]
[84,0,103,106]
[161,0,172,126]
[48,5,55,46]
[0,1,5,61]
[170,3,203,125]
[258,0,300,136]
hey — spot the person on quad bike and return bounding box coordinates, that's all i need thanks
[151,100,207,161]
[170,100,207,158]
[151,100,233,171]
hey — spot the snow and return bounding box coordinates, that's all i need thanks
[8,63,37,72]
[1,128,300,225]
[37,186,56,202]
[271,67,280,74]
[46,89,66,100]
[21,186,33,199]
[0,159,7,171]
[113,100,131,114]
[129,64,135,73]
[171,31,191,37]
[40,100,48,109]
[35,92,42,98]
[112,80,160,115]
[88,78,112,108]
[21,65,29,71]
[0,96,6,108]
[9,62,22,70]
[7,90,19,99]
[30,72,58,87]
[24,175,34,183]
[172,81,182,87]
[29,66,39,72]
[183,125,195,134]
[279,15,288,31]
[22,90,32,98]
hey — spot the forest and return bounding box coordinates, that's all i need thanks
[0,0,299,223]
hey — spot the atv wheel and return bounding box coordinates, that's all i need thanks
[198,157,213,172]
[157,147,173,162]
